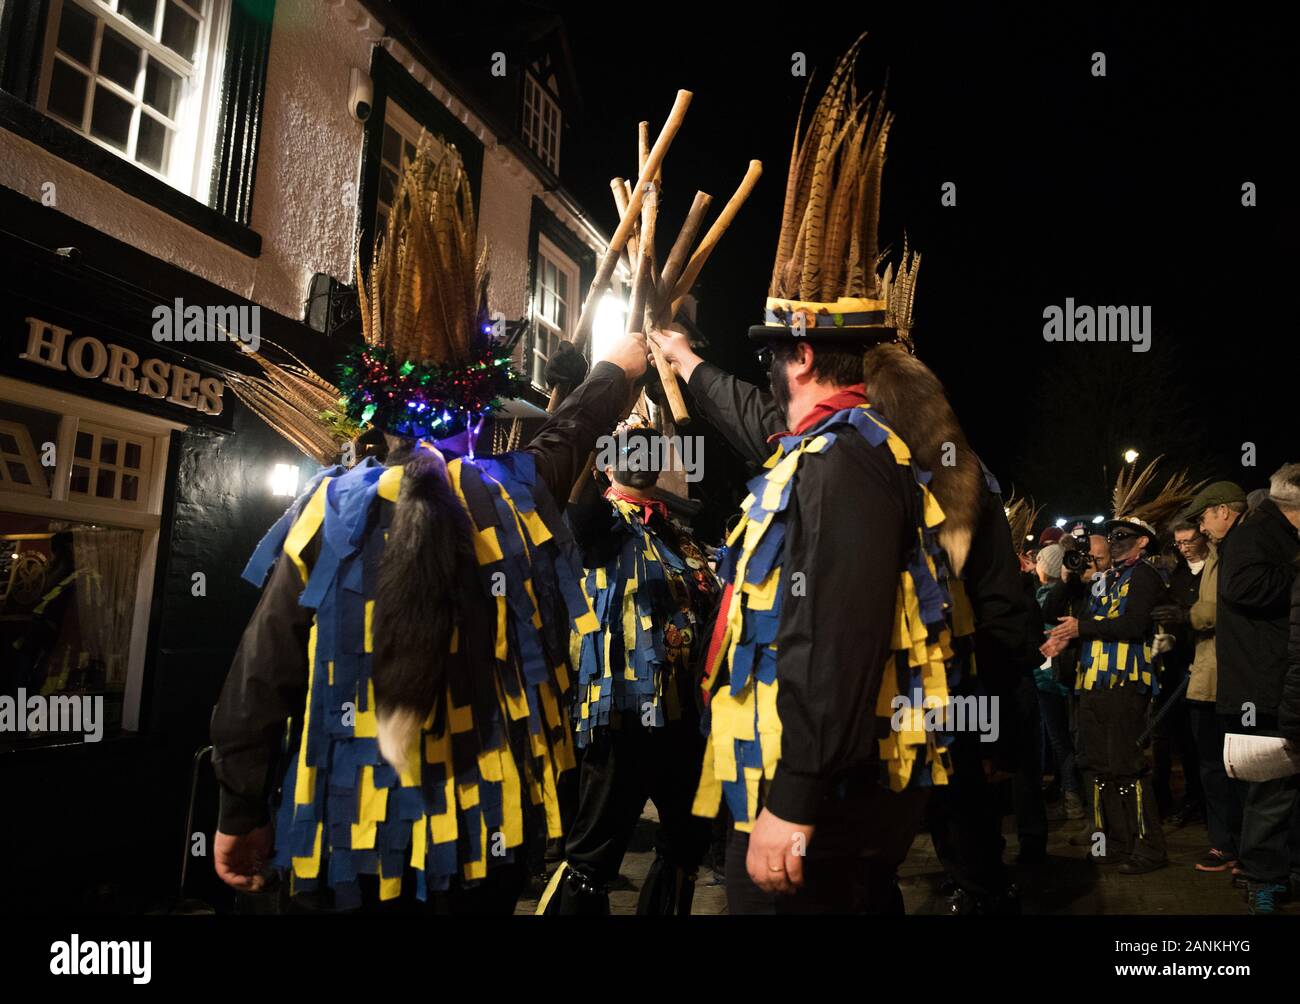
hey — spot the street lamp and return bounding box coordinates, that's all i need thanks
[1123,448,1139,464]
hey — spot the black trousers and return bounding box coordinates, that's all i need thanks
[564,720,711,884]
[1010,675,1048,852]
[928,730,1010,899]
[1077,684,1166,864]
[1229,720,1300,887]
[726,780,929,915]
[1187,702,1244,855]
[1152,669,1204,812]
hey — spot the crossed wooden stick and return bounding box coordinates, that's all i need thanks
[546,89,762,426]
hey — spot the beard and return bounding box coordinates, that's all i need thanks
[769,354,793,425]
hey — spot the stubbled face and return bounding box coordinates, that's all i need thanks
[769,351,793,424]
[1199,504,1237,542]
[1088,535,1111,572]
[1174,528,1209,562]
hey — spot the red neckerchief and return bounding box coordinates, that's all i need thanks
[765,384,869,443]
[604,486,667,524]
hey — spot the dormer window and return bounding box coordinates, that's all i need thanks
[521,70,560,174]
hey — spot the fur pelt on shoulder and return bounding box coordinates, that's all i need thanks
[862,343,985,576]
[372,446,476,773]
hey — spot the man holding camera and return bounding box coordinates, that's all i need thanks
[1044,513,1170,873]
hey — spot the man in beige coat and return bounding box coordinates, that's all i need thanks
[1156,519,1245,873]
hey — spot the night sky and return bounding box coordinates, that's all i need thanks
[435,4,1290,538]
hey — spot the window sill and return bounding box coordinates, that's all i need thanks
[0,728,154,762]
[0,90,262,258]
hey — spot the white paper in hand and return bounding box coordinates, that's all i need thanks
[1223,733,1300,782]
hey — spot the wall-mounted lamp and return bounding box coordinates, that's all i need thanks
[270,463,300,497]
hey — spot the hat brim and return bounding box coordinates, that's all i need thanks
[746,324,900,343]
[1104,517,1157,538]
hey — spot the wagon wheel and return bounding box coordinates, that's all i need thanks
[7,551,49,607]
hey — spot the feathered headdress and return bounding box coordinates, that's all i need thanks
[221,343,364,466]
[337,135,522,440]
[749,33,905,342]
[1109,456,1204,537]
[1004,492,1041,554]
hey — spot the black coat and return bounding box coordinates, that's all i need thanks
[686,362,912,823]
[1214,499,1300,721]
[1278,573,1300,744]
[686,362,1036,819]
[209,363,632,834]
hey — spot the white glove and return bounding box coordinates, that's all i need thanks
[1152,631,1175,655]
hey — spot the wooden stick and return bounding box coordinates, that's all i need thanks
[569,89,693,357]
[546,90,691,410]
[626,252,653,338]
[655,190,712,312]
[669,159,763,318]
[639,189,712,427]
[611,178,638,266]
[638,180,659,286]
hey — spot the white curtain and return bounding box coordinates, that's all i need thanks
[71,527,140,687]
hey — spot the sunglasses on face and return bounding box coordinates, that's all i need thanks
[755,346,774,371]
[1107,530,1139,544]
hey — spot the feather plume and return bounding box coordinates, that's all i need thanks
[359,135,487,368]
[1111,456,1206,533]
[770,34,893,303]
[220,342,363,466]
[1003,492,1041,554]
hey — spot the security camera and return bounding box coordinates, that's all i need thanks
[349,68,373,122]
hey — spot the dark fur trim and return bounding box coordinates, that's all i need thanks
[372,449,475,730]
[862,344,984,575]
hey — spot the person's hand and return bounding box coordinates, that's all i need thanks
[214,825,274,892]
[599,330,650,381]
[646,325,703,382]
[1152,631,1175,655]
[1150,602,1186,625]
[1048,616,1079,643]
[746,808,814,895]
[1040,635,1069,659]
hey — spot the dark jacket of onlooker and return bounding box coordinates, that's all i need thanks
[1279,572,1300,744]
[1215,499,1300,722]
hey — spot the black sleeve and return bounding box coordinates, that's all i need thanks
[686,361,785,467]
[765,439,906,824]
[525,361,630,502]
[1041,574,1087,622]
[1219,521,1297,611]
[964,489,1041,689]
[1280,575,1300,744]
[565,475,623,569]
[210,543,315,835]
[1078,562,1165,642]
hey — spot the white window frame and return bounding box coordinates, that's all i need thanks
[373,99,449,238]
[0,375,184,733]
[531,234,578,391]
[521,70,561,174]
[34,0,231,201]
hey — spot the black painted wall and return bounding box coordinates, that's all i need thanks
[0,188,338,914]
